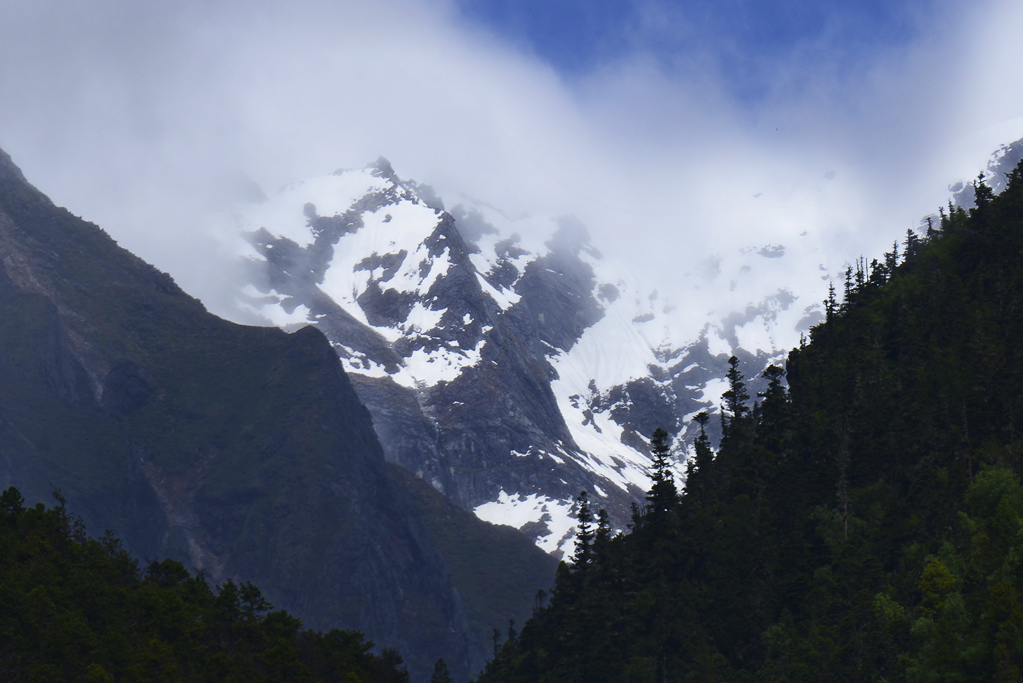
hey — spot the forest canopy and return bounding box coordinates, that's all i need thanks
[0,488,412,683]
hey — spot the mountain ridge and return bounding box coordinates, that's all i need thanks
[230,159,796,555]
[0,145,560,681]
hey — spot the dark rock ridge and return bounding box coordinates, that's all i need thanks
[0,146,544,682]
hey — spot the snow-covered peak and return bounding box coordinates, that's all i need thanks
[237,168,391,249]
[231,162,505,389]
[228,158,818,558]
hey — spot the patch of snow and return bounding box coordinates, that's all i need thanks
[705,326,731,357]
[467,252,492,276]
[733,318,775,356]
[394,336,487,388]
[551,293,659,395]
[473,491,578,556]
[701,377,729,406]
[402,301,444,335]
[260,302,311,327]
[476,273,521,310]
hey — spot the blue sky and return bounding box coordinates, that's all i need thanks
[456,0,926,96]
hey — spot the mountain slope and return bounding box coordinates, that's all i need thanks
[231,160,796,554]
[0,147,486,681]
[475,156,1023,681]
[389,464,558,645]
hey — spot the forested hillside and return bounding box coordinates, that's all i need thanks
[476,160,1023,682]
[0,488,413,682]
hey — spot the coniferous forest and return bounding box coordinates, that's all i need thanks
[475,161,1023,683]
[0,488,413,682]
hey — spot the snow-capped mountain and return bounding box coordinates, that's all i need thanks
[224,159,821,555]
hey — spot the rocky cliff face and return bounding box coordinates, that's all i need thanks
[0,147,497,682]
[232,159,796,554]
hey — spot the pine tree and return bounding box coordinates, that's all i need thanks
[721,356,751,443]
[884,241,899,276]
[646,427,678,516]
[843,266,854,310]
[869,257,886,287]
[0,486,25,515]
[431,658,453,683]
[973,172,994,209]
[905,228,921,262]
[572,490,595,569]
[685,412,715,504]
[491,628,502,657]
[759,365,787,422]
[594,508,612,562]
[970,172,996,232]
[825,282,837,323]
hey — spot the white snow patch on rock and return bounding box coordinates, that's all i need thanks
[476,273,521,310]
[474,491,578,556]
[701,377,729,406]
[706,326,732,357]
[396,339,485,388]
[401,301,445,335]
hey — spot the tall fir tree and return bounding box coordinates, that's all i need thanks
[646,427,678,516]
[572,490,595,569]
[431,658,453,683]
[721,356,751,447]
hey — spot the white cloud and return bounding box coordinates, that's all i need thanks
[0,0,1020,339]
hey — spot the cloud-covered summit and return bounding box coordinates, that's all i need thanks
[0,0,1021,337]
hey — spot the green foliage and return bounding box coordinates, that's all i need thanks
[432,657,454,683]
[0,489,410,682]
[477,158,1023,682]
[645,428,679,518]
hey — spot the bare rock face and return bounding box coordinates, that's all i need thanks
[0,148,493,682]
